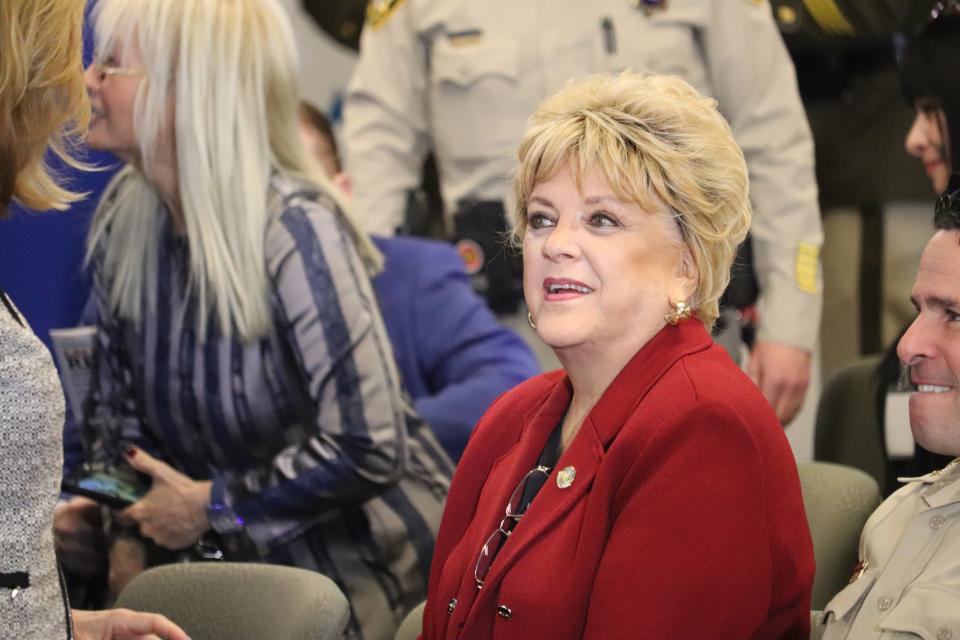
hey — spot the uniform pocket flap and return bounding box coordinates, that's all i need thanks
[432,37,519,87]
[879,583,960,640]
[822,568,878,623]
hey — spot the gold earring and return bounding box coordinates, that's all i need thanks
[665,300,692,325]
[527,312,537,329]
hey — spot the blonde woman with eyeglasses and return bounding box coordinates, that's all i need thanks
[0,1,189,638]
[50,1,452,639]
[419,71,815,639]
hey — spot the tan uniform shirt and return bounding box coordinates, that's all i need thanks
[822,459,960,640]
[343,0,823,349]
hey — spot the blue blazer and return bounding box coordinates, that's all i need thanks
[372,236,539,460]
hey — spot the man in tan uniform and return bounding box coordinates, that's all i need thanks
[821,181,960,638]
[343,0,823,424]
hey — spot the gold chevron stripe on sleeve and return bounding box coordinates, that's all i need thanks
[802,0,855,36]
[366,0,407,30]
[795,243,821,293]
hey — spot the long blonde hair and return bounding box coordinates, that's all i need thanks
[512,71,751,329]
[0,0,89,217]
[86,0,381,342]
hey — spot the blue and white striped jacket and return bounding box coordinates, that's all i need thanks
[89,171,452,640]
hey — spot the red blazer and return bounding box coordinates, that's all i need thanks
[422,320,814,639]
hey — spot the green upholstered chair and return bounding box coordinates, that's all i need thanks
[810,610,825,640]
[115,562,349,640]
[814,355,886,490]
[797,461,881,610]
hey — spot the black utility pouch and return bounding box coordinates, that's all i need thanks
[453,200,524,315]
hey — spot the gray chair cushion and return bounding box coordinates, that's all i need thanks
[115,562,349,640]
[798,462,881,610]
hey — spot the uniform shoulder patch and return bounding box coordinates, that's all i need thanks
[366,0,407,30]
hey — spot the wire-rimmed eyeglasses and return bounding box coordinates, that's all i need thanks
[89,53,143,83]
[474,465,551,589]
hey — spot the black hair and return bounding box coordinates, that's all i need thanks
[934,171,960,230]
[900,14,960,169]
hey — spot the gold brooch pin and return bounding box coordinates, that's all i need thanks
[556,466,576,489]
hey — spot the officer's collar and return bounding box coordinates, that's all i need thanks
[897,458,960,508]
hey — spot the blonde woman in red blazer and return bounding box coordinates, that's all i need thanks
[420,71,815,640]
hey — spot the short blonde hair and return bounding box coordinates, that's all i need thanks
[512,71,751,329]
[0,0,89,218]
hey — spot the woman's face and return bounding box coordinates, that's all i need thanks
[83,41,143,164]
[522,164,697,358]
[905,102,951,193]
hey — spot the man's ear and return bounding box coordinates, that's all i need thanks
[332,171,353,199]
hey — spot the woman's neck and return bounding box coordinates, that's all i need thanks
[137,128,184,234]
[555,347,630,456]
[143,157,184,234]
[553,325,664,455]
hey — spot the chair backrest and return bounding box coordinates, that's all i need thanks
[809,610,825,640]
[114,562,349,640]
[394,601,425,640]
[814,355,886,490]
[797,461,881,610]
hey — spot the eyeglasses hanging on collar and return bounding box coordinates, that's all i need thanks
[474,465,551,589]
